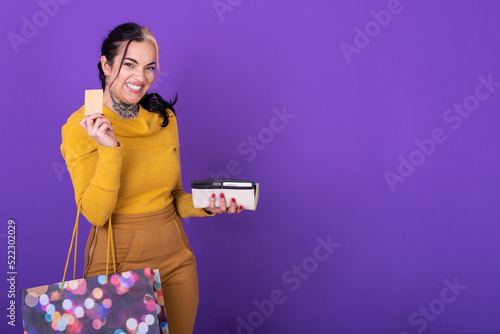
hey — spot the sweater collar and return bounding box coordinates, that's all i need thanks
[102,105,163,137]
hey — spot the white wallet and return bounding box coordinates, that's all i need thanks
[191,179,259,211]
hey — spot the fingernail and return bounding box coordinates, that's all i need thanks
[239,206,243,210]
[221,193,225,199]
[212,194,215,198]
[101,114,105,116]
[232,198,235,203]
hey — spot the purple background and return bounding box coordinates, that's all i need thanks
[2,1,500,333]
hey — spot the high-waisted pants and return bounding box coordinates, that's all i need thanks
[84,204,199,334]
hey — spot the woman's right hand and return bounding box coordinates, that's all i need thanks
[79,113,118,147]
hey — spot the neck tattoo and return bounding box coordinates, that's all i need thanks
[110,90,139,119]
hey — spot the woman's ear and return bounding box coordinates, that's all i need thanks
[100,55,111,76]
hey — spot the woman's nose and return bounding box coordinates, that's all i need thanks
[133,68,146,81]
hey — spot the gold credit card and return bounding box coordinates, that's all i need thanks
[84,89,103,116]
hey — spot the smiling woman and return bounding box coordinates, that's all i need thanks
[98,23,170,122]
[104,41,156,116]
[60,22,243,334]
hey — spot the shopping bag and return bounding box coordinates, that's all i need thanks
[20,268,168,333]
[20,209,168,333]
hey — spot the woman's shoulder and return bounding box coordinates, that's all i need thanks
[62,106,85,130]
[60,105,99,159]
[166,108,176,121]
[139,105,178,131]
[61,106,89,144]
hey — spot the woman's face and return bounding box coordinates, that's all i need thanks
[103,40,156,105]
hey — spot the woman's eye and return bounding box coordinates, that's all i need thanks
[147,67,155,71]
[124,63,133,68]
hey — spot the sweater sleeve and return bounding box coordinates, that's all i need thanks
[61,112,123,226]
[169,114,215,219]
[171,170,215,218]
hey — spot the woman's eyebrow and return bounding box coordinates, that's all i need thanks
[124,57,155,66]
[124,57,138,64]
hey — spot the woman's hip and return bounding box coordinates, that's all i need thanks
[84,204,195,277]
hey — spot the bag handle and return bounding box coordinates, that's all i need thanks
[61,208,117,289]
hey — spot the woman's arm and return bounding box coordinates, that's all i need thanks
[61,111,123,226]
[168,114,214,218]
[168,112,242,217]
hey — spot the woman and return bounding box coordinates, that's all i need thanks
[61,22,242,334]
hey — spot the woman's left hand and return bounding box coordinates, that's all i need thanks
[205,193,243,214]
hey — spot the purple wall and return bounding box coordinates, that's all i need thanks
[2,0,500,333]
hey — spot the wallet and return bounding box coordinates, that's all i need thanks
[191,179,259,211]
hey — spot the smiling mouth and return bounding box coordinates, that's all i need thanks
[126,83,143,92]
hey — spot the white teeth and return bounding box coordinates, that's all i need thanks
[126,83,142,91]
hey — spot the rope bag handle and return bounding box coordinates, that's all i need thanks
[61,208,117,289]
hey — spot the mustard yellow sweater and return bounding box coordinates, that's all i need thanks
[61,105,210,226]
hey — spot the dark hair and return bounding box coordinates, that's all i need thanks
[98,22,176,127]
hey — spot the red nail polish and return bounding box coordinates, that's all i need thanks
[212,194,215,198]
[221,193,225,199]
[101,114,105,116]
[239,206,243,210]
[232,198,235,203]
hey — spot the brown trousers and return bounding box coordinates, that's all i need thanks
[84,204,199,334]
